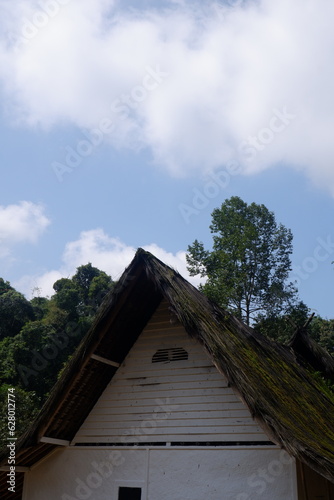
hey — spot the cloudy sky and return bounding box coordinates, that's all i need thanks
[1,0,334,318]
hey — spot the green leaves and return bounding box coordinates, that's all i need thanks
[186,240,209,277]
[187,196,297,325]
[0,385,40,449]
[0,263,115,429]
[0,278,13,296]
[53,264,114,318]
[0,290,35,340]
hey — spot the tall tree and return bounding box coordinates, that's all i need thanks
[53,263,114,318]
[187,196,297,325]
[0,289,35,340]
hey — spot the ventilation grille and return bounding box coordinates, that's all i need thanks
[152,347,188,363]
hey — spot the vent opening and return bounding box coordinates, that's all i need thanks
[152,347,188,363]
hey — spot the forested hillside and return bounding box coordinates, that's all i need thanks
[0,263,115,445]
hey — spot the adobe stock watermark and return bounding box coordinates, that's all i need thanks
[9,0,72,51]
[291,235,334,287]
[52,65,169,182]
[17,319,83,386]
[178,106,296,224]
[235,449,294,500]
[178,161,242,224]
[120,397,180,446]
[16,277,134,386]
[61,450,125,500]
[238,107,296,161]
[62,397,178,499]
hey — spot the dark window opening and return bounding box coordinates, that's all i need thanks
[152,347,188,363]
[118,486,142,500]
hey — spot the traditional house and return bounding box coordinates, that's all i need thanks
[1,249,334,500]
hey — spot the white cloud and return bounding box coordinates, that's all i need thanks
[1,0,334,189]
[0,201,50,258]
[15,228,202,298]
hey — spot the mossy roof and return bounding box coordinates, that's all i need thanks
[1,248,334,487]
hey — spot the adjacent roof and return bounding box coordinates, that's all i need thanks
[289,324,334,381]
[1,248,334,492]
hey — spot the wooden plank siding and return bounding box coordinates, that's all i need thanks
[73,300,268,444]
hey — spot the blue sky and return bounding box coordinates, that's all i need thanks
[1,0,334,319]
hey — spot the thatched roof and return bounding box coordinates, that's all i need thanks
[1,248,334,492]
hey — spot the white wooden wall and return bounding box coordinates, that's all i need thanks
[73,300,268,444]
[24,447,298,500]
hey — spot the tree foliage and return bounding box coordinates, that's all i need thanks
[0,264,115,425]
[53,263,114,319]
[308,316,334,356]
[0,290,35,340]
[0,385,39,448]
[253,301,310,344]
[0,278,13,295]
[187,196,297,325]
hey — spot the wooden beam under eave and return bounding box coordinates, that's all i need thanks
[90,354,120,368]
[40,437,70,446]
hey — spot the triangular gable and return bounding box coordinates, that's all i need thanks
[73,300,268,445]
